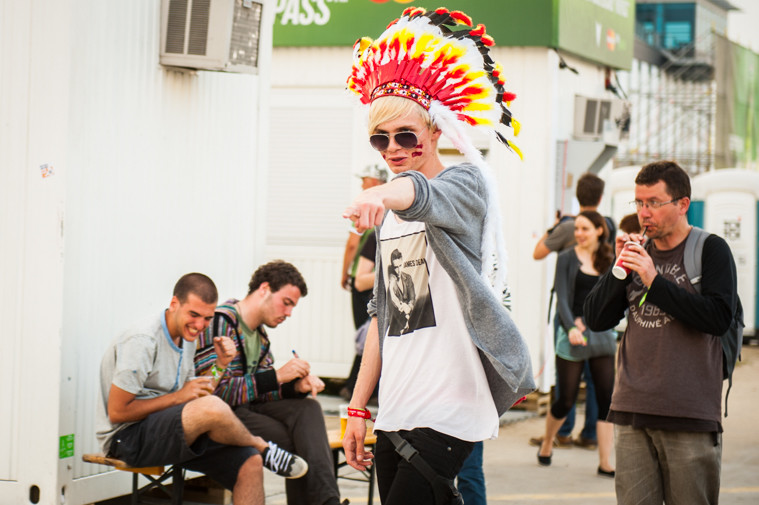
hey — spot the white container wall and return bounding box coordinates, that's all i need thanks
[692,169,759,336]
[0,1,275,504]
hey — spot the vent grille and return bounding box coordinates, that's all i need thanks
[229,1,262,69]
[165,0,188,54]
[583,99,598,134]
[187,0,210,55]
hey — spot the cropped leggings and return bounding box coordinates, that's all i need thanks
[551,355,614,421]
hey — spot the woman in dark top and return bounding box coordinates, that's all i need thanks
[538,211,617,477]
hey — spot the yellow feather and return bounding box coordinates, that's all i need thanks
[507,140,524,160]
[512,118,521,136]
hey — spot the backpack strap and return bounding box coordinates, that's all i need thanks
[683,227,709,292]
[384,431,464,505]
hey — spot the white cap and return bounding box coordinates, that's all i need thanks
[356,163,389,183]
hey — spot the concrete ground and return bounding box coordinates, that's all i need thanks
[267,343,759,505]
[98,343,759,504]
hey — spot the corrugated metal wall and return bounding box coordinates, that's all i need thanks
[64,0,267,485]
[1,0,274,503]
[0,0,31,486]
[1,1,71,502]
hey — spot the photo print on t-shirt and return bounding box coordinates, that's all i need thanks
[381,230,436,337]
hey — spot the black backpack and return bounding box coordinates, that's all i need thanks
[682,227,744,416]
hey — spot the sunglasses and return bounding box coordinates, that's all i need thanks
[369,131,419,151]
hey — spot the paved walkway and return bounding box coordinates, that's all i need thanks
[263,344,759,505]
[97,344,759,504]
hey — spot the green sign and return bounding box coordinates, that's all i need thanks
[272,0,633,69]
[273,0,556,48]
[731,43,758,165]
[557,0,634,70]
[59,434,74,459]
[716,35,759,168]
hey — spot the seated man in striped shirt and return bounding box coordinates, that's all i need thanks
[195,261,344,505]
[96,273,307,505]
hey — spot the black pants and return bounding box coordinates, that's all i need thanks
[551,354,615,421]
[375,428,473,505]
[234,398,339,505]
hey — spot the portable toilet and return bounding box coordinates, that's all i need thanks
[691,169,759,337]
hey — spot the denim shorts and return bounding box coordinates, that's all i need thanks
[108,403,257,490]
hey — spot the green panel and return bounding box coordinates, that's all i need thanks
[732,44,759,166]
[59,434,74,459]
[688,200,704,228]
[273,0,557,48]
[557,0,634,70]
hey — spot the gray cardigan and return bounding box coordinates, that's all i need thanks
[554,248,581,331]
[368,164,535,415]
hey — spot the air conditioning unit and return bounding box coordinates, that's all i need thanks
[160,0,263,73]
[573,95,625,141]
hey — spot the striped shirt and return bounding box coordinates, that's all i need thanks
[194,300,303,405]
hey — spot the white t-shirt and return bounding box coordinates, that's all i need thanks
[374,212,499,441]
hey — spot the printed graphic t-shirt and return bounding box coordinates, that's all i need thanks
[374,212,499,441]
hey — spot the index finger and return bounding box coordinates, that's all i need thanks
[343,206,360,220]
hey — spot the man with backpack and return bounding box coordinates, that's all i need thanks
[584,161,739,505]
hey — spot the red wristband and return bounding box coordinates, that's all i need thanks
[347,407,374,422]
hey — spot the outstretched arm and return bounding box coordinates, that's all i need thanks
[343,177,416,233]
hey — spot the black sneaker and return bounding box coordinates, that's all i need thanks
[262,442,308,479]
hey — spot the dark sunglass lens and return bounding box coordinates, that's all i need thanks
[396,132,418,149]
[369,134,389,151]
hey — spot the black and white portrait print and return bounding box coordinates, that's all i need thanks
[382,231,436,336]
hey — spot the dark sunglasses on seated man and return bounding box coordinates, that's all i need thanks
[369,131,418,151]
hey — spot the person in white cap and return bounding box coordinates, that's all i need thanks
[340,163,389,329]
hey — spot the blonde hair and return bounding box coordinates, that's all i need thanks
[368,96,434,134]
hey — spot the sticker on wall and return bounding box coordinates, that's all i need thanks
[59,434,74,459]
[40,163,55,178]
[724,219,741,241]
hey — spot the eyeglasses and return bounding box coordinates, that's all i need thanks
[629,198,682,211]
[369,131,418,151]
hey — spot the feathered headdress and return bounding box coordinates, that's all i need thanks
[347,6,520,303]
[348,6,521,158]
